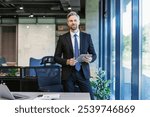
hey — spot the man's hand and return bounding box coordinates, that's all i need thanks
[82,55,92,63]
[66,58,77,66]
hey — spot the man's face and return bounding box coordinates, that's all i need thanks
[67,15,80,31]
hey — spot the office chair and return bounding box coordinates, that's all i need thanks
[0,56,6,66]
[40,56,56,66]
[40,56,79,92]
[35,66,63,92]
[29,57,42,76]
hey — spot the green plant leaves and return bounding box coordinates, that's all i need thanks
[90,68,111,100]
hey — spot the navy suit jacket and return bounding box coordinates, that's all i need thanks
[54,32,97,80]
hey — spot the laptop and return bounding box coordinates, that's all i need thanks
[0,84,29,100]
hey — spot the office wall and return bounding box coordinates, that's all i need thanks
[18,24,55,66]
[1,26,16,62]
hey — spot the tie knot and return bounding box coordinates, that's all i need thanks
[74,34,77,38]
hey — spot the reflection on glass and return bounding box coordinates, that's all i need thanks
[111,0,116,100]
[121,0,131,100]
[141,0,150,99]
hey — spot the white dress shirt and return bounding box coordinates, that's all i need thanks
[70,31,80,56]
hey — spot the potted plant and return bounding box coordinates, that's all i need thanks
[90,68,111,100]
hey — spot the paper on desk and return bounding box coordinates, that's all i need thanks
[34,94,60,100]
[76,54,92,62]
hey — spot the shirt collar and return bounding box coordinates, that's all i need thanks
[70,30,80,37]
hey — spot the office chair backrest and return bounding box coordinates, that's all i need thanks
[40,56,55,66]
[35,66,61,88]
[0,56,6,66]
[29,57,42,76]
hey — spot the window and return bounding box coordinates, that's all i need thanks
[141,0,150,99]
[121,0,132,99]
[111,0,116,99]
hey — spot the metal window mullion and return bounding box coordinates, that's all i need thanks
[99,0,103,68]
[131,0,142,100]
[106,0,111,81]
[115,0,122,100]
[102,0,106,70]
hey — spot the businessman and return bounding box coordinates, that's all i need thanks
[54,11,97,100]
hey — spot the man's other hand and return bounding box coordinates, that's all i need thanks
[66,58,77,66]
[82,55,92,63]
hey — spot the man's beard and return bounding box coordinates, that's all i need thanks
[70,24,77,31]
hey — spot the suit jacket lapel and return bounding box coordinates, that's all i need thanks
[80,32,84,54]
[66,32,73,54]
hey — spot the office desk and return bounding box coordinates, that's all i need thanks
[1,92,91,100]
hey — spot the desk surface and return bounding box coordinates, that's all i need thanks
[1,92,91,100]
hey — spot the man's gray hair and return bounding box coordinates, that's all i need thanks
[67,11,80,20]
